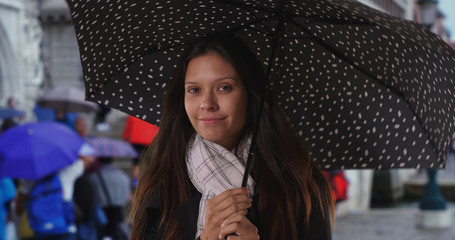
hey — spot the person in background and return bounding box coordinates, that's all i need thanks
[89,157,131,240]
[15,144,95,240]
[0,118,18,133]
[72,115,108,240]
[1,97,22,132]
[75,116,88,138]
[55,111,78,130]
[73,159,106,240]
[0,177,16,240]
[7,97,18,109]
[94,104,111,132]
[15,187,34,240]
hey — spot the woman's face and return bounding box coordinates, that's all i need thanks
[184,53,248,150]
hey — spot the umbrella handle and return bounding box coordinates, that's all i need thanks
[241,142,256,187]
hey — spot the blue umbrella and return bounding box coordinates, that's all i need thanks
[0,107,25,119]
[0,122,85,180]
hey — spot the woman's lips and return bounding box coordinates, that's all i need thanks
[199,117,224,125]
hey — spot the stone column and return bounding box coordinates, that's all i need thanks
[20,0,44,118]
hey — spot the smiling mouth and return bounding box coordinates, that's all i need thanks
[199,118,224,125]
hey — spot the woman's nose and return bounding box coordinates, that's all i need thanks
[200,92,218,110]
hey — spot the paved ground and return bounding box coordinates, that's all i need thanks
[333,203,455,240]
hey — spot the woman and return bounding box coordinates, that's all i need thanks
[130,33,334,240]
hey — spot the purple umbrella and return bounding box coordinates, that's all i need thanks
[0,122,85,180]
[86,136,138,158]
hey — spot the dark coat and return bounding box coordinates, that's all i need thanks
[144,185,332,240]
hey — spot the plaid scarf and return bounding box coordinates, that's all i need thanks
[186,133,254,239]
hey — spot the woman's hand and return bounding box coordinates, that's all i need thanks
[219,213,259,240]
[200,187,253,240]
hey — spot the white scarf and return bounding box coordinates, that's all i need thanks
[186,133,255,239]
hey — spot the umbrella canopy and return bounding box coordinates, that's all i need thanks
[0,107,25,119]
[86,136,138,158]
[37,85,99,113]
[122,115,159,146]
[66,0,455,169]
[0,122,85,180]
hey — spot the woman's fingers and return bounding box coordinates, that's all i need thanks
[219,214,259,240]
[208,195,252,214]
[201,188,253,240]
[209,187,251,206]
[206,188,252,220]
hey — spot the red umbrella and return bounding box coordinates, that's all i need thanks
[122,116,159,146]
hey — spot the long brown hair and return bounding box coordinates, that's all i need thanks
[130,33,334,240]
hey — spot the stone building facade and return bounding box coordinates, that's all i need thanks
[0,0,43,118]
[40,0,84,90]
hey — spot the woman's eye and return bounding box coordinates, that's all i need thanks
[218,85,232,92]
[187,87,200,94]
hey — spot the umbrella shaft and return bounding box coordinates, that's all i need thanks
[241,20,284,187]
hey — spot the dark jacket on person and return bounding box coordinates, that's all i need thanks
[144,184,332,239]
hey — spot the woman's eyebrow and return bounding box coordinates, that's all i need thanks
[184,82,198,85]
[217,76,238,81]
[184,77,238,85]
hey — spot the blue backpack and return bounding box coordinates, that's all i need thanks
[26,174,75,237]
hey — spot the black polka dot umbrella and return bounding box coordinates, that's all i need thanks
[66,0,455,169]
